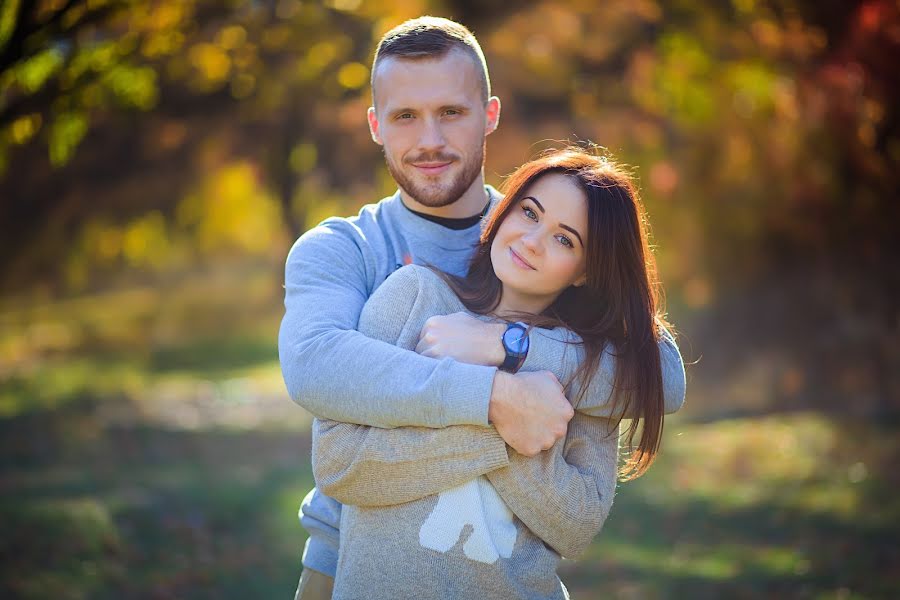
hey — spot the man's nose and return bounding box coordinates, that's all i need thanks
[418,117,446,151]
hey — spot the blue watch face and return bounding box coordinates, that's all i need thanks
[503,324,529,355]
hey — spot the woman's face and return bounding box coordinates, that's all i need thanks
[490,172,589,313]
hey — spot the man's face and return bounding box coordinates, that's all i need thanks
[368,50,500,209]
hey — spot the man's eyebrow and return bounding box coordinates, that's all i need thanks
[522,196,584,247]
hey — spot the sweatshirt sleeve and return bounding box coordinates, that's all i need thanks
[521,324,687,417]
[312,417,509,507]
[485,413,619,559]
[278,225,495,428]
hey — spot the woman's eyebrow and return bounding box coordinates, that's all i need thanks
[522,196,544,212]
[560,224,584,247]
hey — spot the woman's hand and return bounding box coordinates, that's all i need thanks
[415,312,506,366]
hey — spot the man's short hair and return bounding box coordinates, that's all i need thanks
[371,16,491,105]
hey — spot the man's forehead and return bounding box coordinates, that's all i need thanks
[372,50,483,110]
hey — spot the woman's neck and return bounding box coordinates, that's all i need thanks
[493,289,552,321]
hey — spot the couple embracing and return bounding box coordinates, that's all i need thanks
[279,16,686,600]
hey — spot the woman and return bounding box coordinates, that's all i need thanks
[312,147,686,599]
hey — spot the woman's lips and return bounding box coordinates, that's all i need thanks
[509,248,536,270]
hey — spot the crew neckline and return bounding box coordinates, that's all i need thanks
[401,188,493,230]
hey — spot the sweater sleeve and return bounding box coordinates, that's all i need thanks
[278,225,495,428]
[312,418,509,507]
[522,324,686,417]
[485,413,619,559]
[307,263,510,506]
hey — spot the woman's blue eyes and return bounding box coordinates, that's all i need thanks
[520,204,575,249]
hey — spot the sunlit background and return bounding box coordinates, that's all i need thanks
[1,1,897,598]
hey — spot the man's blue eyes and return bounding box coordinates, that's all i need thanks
[395,110,461,120]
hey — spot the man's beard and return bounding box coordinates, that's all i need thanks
[385,142,485,208]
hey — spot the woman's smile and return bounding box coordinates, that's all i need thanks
[508,247,536,270]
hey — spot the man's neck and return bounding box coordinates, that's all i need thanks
[399,175,489,219]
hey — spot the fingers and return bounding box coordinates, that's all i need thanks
[505,422,568,456]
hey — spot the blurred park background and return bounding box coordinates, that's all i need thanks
[1,0,898,598]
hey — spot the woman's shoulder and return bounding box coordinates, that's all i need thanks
[382,264,463,312]
[383,263,446,290]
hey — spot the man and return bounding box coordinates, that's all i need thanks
[278,16,684,599]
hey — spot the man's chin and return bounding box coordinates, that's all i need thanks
[390,161,477,208]
[408,189,457,208]
[403,178,460,207]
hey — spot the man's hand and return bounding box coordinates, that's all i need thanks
[415,312,506,366]
[488,371,574,457]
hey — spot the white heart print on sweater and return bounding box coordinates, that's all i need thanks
[418,476,517,564]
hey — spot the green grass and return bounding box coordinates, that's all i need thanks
[0,395,315,599]
[561,415,899,599]
[2,395,896,598]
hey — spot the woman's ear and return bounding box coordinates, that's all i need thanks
[573,274,587,287]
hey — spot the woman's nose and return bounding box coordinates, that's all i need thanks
[521,229,542,254]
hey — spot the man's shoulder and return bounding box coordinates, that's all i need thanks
[307,195,394,237]
[289,194,401,257]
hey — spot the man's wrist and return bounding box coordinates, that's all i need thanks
[488,370,514,425]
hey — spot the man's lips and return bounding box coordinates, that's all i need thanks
[509,248,536,270]
[411,161,452,175]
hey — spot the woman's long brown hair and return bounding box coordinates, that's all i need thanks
[440,146,669,480]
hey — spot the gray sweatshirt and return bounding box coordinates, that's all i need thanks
[314,264,636,599]
[278,190,687,578]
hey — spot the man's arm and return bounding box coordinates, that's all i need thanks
[528,325,687,417]
[312,417,508,506]
[417,315,687,418]
[279,225,495,428]
[281,235,572,453]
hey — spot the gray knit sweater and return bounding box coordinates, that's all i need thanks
[314,265,635,599]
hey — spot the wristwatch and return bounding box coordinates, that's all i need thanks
[499,321,530,373]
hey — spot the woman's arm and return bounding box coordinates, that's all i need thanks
[486,413,619,559]
[312,418,508,506]
[315,404,621,559]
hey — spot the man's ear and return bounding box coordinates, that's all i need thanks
[367,107,383,145]
[484,96,501,136]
